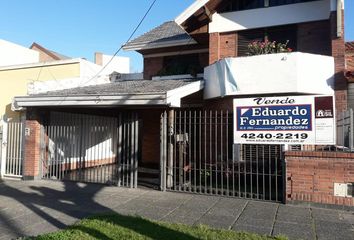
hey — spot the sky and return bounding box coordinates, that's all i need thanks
[0,0,353,73]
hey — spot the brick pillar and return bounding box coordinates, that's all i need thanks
[209,32,220,65]
[23,109,42,180]
[330,10,347,113]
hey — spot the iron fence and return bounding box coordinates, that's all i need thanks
[4,121,25,177]
[161,110,285,202]
[336,109,354,151]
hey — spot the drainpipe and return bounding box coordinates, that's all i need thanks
[337,0,343,38]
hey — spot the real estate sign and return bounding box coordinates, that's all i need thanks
[233,96,335,145]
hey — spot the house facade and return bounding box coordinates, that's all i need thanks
[124,0,346,112]
[10,0,354,207]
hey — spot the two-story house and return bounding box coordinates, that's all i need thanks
[11,0,353,207]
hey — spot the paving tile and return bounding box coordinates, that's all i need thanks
[136,207,172,221]
[241,201,278,220]
[236,216,274,229]
[233,224,272,236]
[207,198,248,217]
[276,205,312,225]
[196,214,236,229]
[1,180,353,240]
[338,212,354,225]
[315,219,354,240]
[273,221,315,240]
[162,214,199,225]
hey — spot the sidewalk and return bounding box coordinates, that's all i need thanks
[0,180,353,240]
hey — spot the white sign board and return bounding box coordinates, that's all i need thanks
[233,96,335,145]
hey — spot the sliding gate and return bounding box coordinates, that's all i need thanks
[161,110,284,202]
[41,112,139,187]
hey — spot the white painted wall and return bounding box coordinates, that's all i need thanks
[101,54,130,74]
[204,52,334,99]
[0,39,39,67]
[28,59,111,94]
[209,0,332,33]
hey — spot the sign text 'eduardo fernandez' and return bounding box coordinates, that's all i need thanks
[236,105,312,131]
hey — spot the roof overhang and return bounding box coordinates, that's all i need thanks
[175,0,210,25]
[122,39,197,51]
[12,80,204,110]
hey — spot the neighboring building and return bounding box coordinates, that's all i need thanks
[0,39,39,67]
[95,52,130,74]
[346,41,354,76]
[0,58,115,120]
[30,42,71,62]
[11,0,354,207]
[0,41,132,121]
[346,41,354,108]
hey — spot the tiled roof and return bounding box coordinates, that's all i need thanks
[32,79,201,96]
[346,42,354,51]
[123,21,195,50]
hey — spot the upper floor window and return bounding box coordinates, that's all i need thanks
[237,24,298,56]
[226,0,264,11]
[269,0,318,7]
[222,0,319,12]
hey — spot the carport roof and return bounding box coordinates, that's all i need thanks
[13,78,204,109]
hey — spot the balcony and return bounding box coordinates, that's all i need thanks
[209,0,333,33]
[204,52,334,99]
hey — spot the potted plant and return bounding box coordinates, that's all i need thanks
[247,40,292,56]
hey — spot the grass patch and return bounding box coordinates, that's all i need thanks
[29,214,287,240]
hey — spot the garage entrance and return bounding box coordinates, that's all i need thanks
[41,111,139,188]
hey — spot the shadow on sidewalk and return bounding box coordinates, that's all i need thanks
[0,181,198,239]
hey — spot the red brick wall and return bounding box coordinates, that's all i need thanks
[286,151,354,206]
[138,109,164,166]
[330,10,347,113]
[209,32,237,64]
[209,32,220,64]
[297,20,331,56]
[220,32,237,60]
[23,111,41,179]
[143,57,163,80]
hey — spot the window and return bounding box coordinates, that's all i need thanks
[158,54,203,76]
[221,0,319,13]
[225,0,264,12]
[237,25,297,56]
[269,0,319,7]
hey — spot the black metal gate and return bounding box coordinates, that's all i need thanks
[161,110,285,202]
[41,111,139,188]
